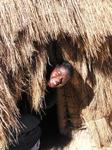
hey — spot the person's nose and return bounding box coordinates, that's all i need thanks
[58,76,62,81]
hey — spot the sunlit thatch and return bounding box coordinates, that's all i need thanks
[0,0,112,149]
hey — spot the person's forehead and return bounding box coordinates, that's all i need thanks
[57,67,69,76]
[59,66,68,72]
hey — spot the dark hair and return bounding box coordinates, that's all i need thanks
[60,61,74,77]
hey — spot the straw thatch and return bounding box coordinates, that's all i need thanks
[0,0,112,149]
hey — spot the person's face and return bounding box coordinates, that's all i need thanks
[48,66,70,88]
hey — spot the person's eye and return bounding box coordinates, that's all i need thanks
[57,71,61,75]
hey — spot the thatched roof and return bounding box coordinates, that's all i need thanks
[1,0,112,60]
[0,0,112,149]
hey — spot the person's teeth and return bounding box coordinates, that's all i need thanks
[54,81,56,85]
[51,80,54,85]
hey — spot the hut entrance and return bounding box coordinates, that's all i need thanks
[40,88,71,150]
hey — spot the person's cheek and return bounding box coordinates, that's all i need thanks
[48,80,53,87]
[49,78,56,87]
[51,72,57,78]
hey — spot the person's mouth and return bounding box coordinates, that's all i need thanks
[48,79,62,87]
[51,80,60,86]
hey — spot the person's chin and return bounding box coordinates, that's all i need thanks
[48,82,56,88]
[50,85,57,88]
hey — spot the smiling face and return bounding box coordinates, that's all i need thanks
[48,65,71,88]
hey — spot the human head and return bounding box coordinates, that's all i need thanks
[48,62,74,88]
